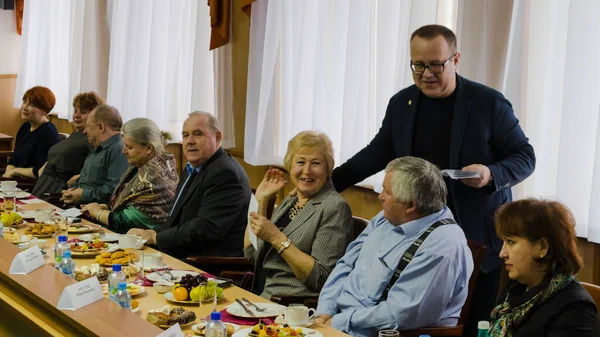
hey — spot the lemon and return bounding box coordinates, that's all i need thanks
[1,213,14,227]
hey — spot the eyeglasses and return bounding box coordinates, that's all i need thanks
[410,53,457,75]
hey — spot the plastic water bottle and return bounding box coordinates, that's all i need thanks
[0,221,4,239]
[114,282,131,310]
[59,251,75,279]
[53,235,70,270]
[108,264,126,301]
[205,311,227,337]
[477,321,490,337]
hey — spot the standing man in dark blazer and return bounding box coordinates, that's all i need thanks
[129,112,251,259]
[331,25,536,337]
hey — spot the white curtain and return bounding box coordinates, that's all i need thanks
[14,0,108,120]
[16,0,233,147]
[498,0,600,242]
[106,0,233,146]
[245,0,451,188]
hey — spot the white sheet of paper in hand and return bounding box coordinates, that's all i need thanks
[441,169,481,180]
[60,208,82,218]
[247,193,259,250]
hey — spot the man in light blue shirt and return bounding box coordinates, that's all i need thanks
[316,157,473,337]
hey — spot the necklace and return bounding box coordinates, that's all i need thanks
[288,201,305,220]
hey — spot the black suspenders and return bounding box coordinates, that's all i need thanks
[378,218,457,303]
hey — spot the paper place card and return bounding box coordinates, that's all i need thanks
[57,276,103,311]
[9,245,45,275]
[247,193,259,249]
[60,208,82,218]
[157,323,184,337]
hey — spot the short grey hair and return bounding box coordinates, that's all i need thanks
[91,104,122,131]
[122,118,172,155]
[385,156,447,215]
[188,111,221,135]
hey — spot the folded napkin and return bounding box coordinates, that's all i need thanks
[218,309,275,325]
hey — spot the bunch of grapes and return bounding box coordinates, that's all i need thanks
[179,273,207,293]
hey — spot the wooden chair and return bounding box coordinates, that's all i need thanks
[219,270,254,291]
[0,132,70,191]
[352,215,369,239]
[270,295,319,309]
[396,240,487,337]
[581,282,600,319]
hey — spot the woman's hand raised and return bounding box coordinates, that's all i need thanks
[255,168,287,201]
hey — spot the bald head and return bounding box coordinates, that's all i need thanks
[85,104,123,147]
[90,104,122,131]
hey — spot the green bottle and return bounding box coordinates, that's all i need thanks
[477,321,490,337]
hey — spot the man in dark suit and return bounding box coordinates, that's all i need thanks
[331,25,535,337]
[129,112,251,259]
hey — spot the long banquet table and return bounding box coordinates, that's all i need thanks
[0,199,351,337]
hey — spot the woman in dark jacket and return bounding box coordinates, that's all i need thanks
[3,86,59,179]
[490,199,600,337]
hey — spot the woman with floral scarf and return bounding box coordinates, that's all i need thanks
[81,118,178,233]
[490,199,600,336]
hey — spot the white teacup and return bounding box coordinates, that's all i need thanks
[34,209,53,223]
[144,253,163,267]
[118,234,143,249]
[1,181,17,191]
[285,305,316,326]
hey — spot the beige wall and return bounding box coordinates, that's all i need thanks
[0,11,21,75]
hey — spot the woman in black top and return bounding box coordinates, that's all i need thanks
[32,92,104,196]
[490,199,600,337]
[3,86,59,179]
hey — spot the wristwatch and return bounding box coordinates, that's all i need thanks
[277,238,291,254]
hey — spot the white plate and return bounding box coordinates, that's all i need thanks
[143,262,170,272]
[232,327,322,337]
[192,322,240,335]
[70,243,119,256]
[78,233,121,242]
[226,302,285,319]
[16,211,40,219]
[157,321,196,330]
[0,192,31,199]
[68,225,95,233]
[146,270,198,283]
[102,283,146,297]
[132,306,139,313]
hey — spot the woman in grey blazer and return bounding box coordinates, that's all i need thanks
[245,131,353,299]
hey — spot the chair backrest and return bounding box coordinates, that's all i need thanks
[581,282,600,319]
[457,240,487,325]
[251,187,276,220]
[352,216,369,240]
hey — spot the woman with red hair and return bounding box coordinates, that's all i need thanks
[2,86,59,179]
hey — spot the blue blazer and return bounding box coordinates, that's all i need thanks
[332,75,536,272]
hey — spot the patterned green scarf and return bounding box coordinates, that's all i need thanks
[489,273,574,337]
[110,153,178,224]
